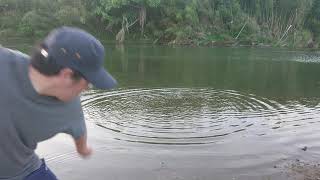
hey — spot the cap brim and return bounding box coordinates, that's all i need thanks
[83,68,117,89]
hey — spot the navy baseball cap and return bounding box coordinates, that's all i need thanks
[42,26,117,89]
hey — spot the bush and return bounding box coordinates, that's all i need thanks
[55,6,86,26]
[293,30,313,48]
[18,10,58,37]
[18,11,46,36]
[0,11,21,29]
[0,28,17,37]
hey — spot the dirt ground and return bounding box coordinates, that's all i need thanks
[281,159,320,180]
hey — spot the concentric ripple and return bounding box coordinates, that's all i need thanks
[81,88,320,145]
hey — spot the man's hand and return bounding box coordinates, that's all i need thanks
[77,146,93,158]
[74,134,93,158]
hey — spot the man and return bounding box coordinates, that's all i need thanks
[0,27,117,180]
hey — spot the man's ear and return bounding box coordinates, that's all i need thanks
[57,68,75,86]
[59,68,74,79]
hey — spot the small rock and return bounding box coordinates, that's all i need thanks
[301,146,307,151]
[160,162,165,168]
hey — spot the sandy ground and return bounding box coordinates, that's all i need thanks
[281,160,320,180]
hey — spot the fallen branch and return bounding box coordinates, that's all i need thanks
[235,19,248,40]
[116,16,139,44]
[276,25,292,45]
[128,18,139,29]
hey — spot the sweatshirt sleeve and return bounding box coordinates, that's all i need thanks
[63,98,87,139]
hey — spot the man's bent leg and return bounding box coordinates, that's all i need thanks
[24,159,58,180]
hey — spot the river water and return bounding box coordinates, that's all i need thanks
[84,45,320,145]
[77,45,320,179]
[4,41,320,179]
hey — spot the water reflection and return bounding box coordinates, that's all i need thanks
[106,46,320,100]
[89,46,320,145]
[82,88,320,145]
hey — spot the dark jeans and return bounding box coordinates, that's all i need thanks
[24,159,58,180]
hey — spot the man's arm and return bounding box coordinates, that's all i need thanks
[74,133,92,158]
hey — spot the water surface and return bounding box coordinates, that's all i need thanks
[80,45,320,179]
[3,40,320,179]
[83,45,320,144]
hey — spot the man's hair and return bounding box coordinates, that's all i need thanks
[30,43,82,80]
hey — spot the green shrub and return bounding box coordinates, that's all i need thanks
[55,6,85,26]
[18,10,57,36]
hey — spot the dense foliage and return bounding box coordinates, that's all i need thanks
[0,0,319,48]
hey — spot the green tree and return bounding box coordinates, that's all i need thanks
[306,0,320,40]
[0,0,318,48]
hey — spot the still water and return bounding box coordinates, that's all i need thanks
[3,40,320,179]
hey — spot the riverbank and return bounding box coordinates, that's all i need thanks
[1,35,317,52]
[2,0,320,50]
